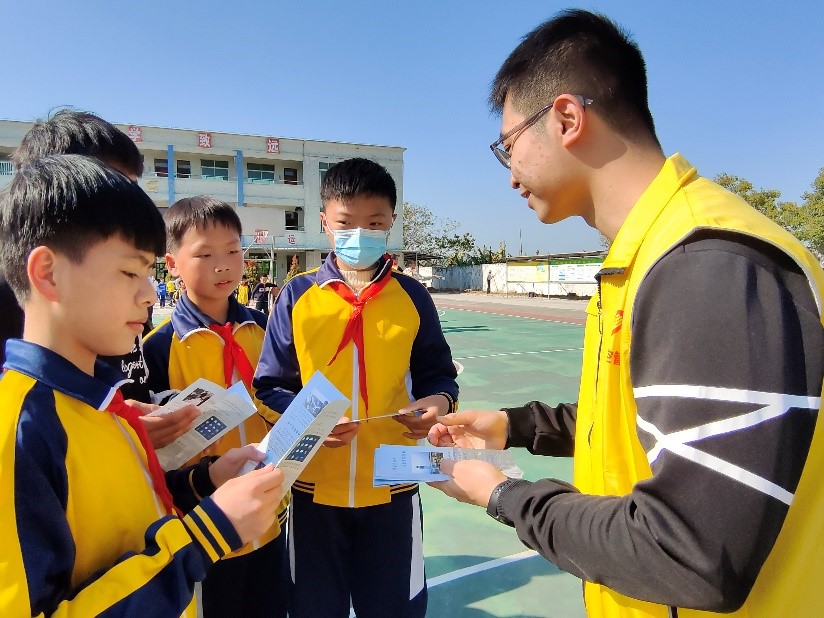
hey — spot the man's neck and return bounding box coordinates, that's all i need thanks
[589,145,666,242]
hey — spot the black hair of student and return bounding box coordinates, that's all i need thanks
[164,196,243,252]
[0,155,165,302]
[490,9,659,145]
[12,109,144,177]
[320,158,397,212]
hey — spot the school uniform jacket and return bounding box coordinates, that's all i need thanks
[253,254,459,508]
[0,339,242,617]
[142,293,287,555]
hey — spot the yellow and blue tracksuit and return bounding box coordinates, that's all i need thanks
[142,293,288,617]
[253,254,458,617]
[0,339,241,617]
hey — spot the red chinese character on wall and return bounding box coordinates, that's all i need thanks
[127,126,142,142]
[266,138,280,154]
[287,233,296,245]
[197,132,212,148]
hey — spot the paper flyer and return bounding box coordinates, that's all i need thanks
[150,379,257,470]
[240,371,351,491]
[373,445,523,486]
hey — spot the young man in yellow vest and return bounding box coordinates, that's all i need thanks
[428,9,824,618]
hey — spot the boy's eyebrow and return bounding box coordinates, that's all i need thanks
[127,253,152,266]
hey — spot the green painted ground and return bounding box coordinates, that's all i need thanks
[422,307,586,618]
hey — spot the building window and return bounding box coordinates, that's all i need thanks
[177,160,191,178]
[154,158,168,177]
[284,167,298,185]
[0,154,13,175]
[319,161,334,185]
[285,210,299,230]
[248,162,276,183]
[201,159,229,180]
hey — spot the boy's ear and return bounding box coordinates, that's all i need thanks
[165,253,180,277]
[27,246,60,301]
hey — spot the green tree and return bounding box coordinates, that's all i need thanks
[783,168,824,258]
[282,255,302,286]
[401,202,458,255]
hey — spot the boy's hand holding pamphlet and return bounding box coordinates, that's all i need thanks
[373,445,523,486]
[239,371,351,491]
[150,378,257,470]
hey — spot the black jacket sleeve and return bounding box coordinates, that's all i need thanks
[503,401,577,456]
[495,232,823,612]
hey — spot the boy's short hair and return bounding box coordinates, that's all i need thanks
[490,9,658,144]
[164,196,243,252]
[12,109,144,177]
[0,154,165,302]
[320,158,397,212]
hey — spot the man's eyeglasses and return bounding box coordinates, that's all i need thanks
[490,95,593,169]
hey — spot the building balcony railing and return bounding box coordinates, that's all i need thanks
[144,172,303,186]
[0,161,14,175]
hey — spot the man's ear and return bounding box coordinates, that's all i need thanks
[165,253,179,277]
[555,94,587,147]
[27,246,60,302]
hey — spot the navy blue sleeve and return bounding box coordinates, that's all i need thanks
[14,383,74,615]
[395,274,459,402]
[252,276,310,413]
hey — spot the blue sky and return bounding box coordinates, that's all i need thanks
[4,1,823,255]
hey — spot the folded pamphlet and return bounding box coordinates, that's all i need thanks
[240,371,351,491]
[373,445,523,486]
[150,379,256,470]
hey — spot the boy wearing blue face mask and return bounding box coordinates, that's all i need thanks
[253,158,459,617]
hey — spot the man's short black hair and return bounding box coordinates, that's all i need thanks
[165,196,243,252]
[12,109,144,177]
[320,158,397,212]
[0,154,164,302]
[490,9,658,144]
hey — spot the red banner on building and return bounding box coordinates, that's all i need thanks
[197,132,212,148]
[266,138,280,154]
[127,126,143,142]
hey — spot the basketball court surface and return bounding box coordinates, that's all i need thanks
[153,292,590,617]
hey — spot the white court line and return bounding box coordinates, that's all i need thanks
[438,306,584,326]
[454,347,583,361]
[348,550,540,617]
[426,549,539,588]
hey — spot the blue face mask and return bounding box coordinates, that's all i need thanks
[332,228,389,270]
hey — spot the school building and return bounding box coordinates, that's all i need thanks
[0,119,406,281]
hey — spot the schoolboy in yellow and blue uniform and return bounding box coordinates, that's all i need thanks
[142,195,289,618]
[0,155,284,616]
[253,158,459,617]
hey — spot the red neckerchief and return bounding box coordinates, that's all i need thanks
[326,267,392,417]
[208,323,255,389]
[107,390,179,516]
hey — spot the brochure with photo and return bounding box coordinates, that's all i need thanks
[373,445,523,486]
[150,379,257,470]
[240,371,351,491]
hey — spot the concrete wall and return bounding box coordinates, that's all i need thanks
[430,262,598,297]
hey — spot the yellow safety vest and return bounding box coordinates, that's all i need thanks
[574,154,824,617]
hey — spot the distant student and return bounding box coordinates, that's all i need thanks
[157,278,168,307]
[3,108,196,446]
[254,158,459,617]
[236,276,251,306]
[251,274,275,313]
[0,154,284,616]
[143,196,289,618]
